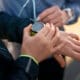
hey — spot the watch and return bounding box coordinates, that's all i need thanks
[31,22,44,35]
[64,8,74,23]
[32,22,44,32]
[64,8,73,18]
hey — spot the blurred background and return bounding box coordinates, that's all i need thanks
[63,18,80,80]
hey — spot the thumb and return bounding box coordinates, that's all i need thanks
[24,24,32,37]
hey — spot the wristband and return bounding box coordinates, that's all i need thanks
[19,54,39,65]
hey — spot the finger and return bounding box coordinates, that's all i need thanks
[51,28,60,46]
[68,36,80,46]
[23,24,32,37]
[62,48,80,61]
[52,42,66,53]
[42,11,60,23]
[53,54,65,68]
[71,42,80,52]
[50,15,63,24]
[68,33,80,40]
[60,43,80,60]
[37,6,58,21]
[46,24,56,40]
[72,51,80,61]
[65,40,80,52]
[39,23,51,36]
[54,22,63,27]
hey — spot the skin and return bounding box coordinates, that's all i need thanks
[56,31,80,61]
[37,5,68,67]
[21,23,65,63]
[38,6,69,27]
[21,22,80,66]
[52,31,80,67]
[37,6,80,67]
[57,31,80,61]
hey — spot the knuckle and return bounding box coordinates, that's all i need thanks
[47,16,51,20]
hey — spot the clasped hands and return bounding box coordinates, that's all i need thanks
[21,23,80,67]
[35,5,80,67]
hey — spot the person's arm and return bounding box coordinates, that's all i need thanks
[0,12,32,43]
[0,39,38,80]
[7,23,65,80]
[0,40,13,80]
[65,0,80,24]
[0,41,38,80]
[38,0,80,27]
[8,56,39,80]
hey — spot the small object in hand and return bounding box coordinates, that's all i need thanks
[31,22,44,35]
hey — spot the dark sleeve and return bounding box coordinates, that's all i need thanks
[0,40,13,80]
[65,0,80,24]
[0,41,38,80]
[8,57,39,80]
[0,12,32,43]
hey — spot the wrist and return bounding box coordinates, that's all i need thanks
[20,54,39,65]
[16,56,39,77]
[21,47,42,63]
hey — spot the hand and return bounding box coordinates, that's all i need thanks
[57,31,80,61]
[52,31,80,66]
[38,6,69,27]
[21,23,65,63]
[52,31,66,68]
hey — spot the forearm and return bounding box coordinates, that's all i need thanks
[0,12,32,43]
[0,40,38,80]
[8,56,39,80]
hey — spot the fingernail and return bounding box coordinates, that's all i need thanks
[46,23,50,27]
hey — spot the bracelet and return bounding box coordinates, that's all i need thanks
[19,54,39,65]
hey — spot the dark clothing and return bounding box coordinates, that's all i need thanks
[0,12,38,80]
[0,12,32,43]
[0,0,80,24]
[0,0,80,80]
[0,12,65,80]
[39,58,64,80]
